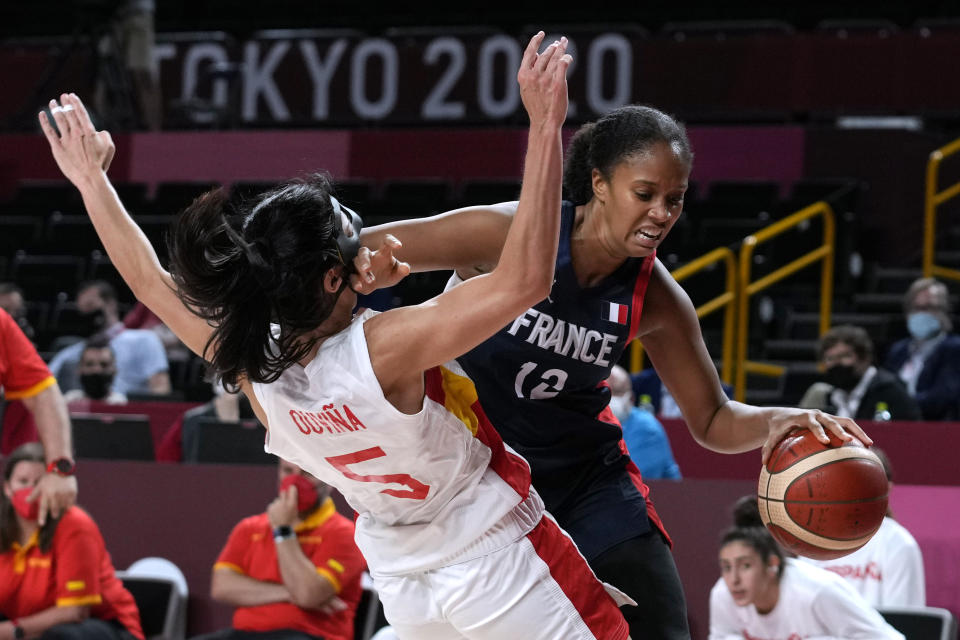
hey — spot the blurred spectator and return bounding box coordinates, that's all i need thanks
[198,458,366,640]
[631,367,733,419]
[0,442,143,640]
[799,447,925,608]
[0,308,77,522]
[123,301,191,363]
[607,365,681,480]
[0,282,34,343]
[799,325,920,420]
[709,495,903,640]
[48,280,170,396]
[94,0,161,131]
[62,336,127,405]
[156,382,257,462]
[884,277,960,420]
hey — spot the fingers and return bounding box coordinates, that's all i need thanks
[835,416,873,446]
[38,109,62,147]
[67,93,97,135]
[61,93,83,135]
[102,131,116,171]
[48,99,71,138]
[522,31,546,69]
[535,40,561,73]
[36,486,51,527]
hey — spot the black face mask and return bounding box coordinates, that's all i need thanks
[75,308,108,338]
[80,372,114,400]
[824,365,861,392]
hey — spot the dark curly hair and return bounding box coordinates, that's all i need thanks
[563,105,693,205]
[166,173,347,388]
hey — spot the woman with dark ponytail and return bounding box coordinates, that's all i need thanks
[710,496,902,639]
[40,33,634,640]
[358,104,872,638]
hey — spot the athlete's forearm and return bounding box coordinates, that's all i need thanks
[360,203,514,274]
[74,171,170,305]
[490,124,563,301]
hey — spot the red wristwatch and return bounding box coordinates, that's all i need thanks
[46,457,76,477]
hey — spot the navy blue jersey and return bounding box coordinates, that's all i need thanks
[453,201,665,558]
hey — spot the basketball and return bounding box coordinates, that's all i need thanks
[757,428,888,561]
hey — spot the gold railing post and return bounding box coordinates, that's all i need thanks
[630,247,738,384]
[924,137,960,283]
[734,202,835,402]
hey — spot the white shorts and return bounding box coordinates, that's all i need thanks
[372,515,630,640]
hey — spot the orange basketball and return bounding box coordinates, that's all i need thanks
[757,428,888,561]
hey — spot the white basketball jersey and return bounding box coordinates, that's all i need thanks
[252,310,543,576]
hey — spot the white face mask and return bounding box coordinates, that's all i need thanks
[609,394,633,422]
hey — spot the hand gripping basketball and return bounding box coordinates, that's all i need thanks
[758,428,888,560]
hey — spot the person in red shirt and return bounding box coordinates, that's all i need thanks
[0,442,143,640]
[0,308,77,525]
[202,458,366,640]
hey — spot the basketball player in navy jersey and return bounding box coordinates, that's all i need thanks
[356,105,873,638]
[39,35,636,639]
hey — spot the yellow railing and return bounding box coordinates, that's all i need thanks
[630,246,737,383]
[734,202,835,401]
[924,137,960,282]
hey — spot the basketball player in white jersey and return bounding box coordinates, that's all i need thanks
[40,33,631,640]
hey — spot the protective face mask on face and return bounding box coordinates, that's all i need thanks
[280,474,320,513]
[80,372,114,400]
[609,394,633,422]
[75,308,107,337]
[10,487,39,521]
[824,364,861,392]
[907,312,942,341]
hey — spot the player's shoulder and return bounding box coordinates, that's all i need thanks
[54,506,105,540]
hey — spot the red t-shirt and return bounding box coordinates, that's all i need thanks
[214,499,365,640]
[0,308,55,400]
[0,507,144,639]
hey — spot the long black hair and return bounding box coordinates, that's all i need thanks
[166,173,347,388]
[719,495,785,579]
[1,443,59,552]
[563,105,694,205]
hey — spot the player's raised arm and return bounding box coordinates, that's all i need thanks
[38,93,216,361]
[364,32,571,384]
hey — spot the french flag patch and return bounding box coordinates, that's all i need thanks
[605,301,628,324]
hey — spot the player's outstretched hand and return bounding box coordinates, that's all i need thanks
[350,233,411,295]
[38,93,115,188]
[517,31,572,131]
[759,408,874,465]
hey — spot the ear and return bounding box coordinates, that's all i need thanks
[322,267,343,294]
[767,559,780,575]
[591,168,607,202]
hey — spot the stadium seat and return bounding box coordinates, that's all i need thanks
[71,413,155,461]
[116,559,188,640]
[877,606,958,640]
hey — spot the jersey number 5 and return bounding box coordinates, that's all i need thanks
[325,447,431,500]
[514,361,569,399]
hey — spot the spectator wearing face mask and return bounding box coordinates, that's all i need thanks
[607,365,681,480]
[198,458,366,640]
[63,336,127,404]
[47,280,170,396]
[800,325,920,421]
[0,442,143,640]
[884,277,960,420]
